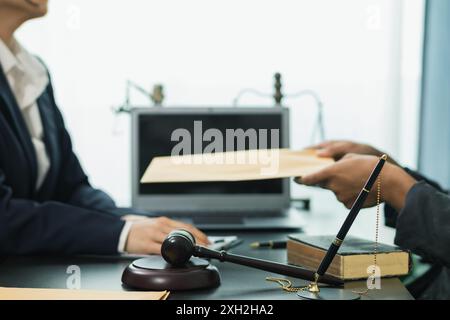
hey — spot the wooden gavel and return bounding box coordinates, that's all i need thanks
[161,230,343,287]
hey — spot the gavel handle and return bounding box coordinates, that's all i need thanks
[193,246,343,287]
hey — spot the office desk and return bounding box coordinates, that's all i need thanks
[0,190,412,300]
[0,230,412,300]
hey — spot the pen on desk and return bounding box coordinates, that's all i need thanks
[250,240,287,249]
[313,154,388,282]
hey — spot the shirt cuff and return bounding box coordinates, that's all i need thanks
[117,221,133,254]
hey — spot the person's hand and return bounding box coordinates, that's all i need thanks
[295,154,417,211]
[124,217,210,255]
[309,140,398,165]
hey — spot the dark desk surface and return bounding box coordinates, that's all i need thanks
[0,230,413,300]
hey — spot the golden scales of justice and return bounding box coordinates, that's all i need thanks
[268,154,387,300]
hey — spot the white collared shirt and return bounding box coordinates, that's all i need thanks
[0,38,131,253]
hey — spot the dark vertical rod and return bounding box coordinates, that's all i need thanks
[315,155,388,279]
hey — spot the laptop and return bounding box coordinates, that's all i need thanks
[131,107,304,231]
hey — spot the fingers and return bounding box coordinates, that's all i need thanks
[297,166,334,187]
[315,142,349,159]
[295,154,362,188]
[306,141,335,150]
[156,217,210,245]
[125,222,167,255]
[148,228,167,245]
[336,194,356,210]
[145,242,163,255]
[173,222,210,245]
[126,216,210,255]
[306,141,346,159]
[158,222,209,246]
[342,153,358,160]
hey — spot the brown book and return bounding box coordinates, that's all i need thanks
[287,234,410,280]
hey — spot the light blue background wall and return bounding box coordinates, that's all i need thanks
[419,0,450,188]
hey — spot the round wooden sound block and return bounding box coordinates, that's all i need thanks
[122,256,221,291]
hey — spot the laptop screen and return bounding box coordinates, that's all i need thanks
[137,112,285,195]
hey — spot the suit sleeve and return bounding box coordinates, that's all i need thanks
[0,168,125,255]
[394,182,450,268]
[384,168,446,228]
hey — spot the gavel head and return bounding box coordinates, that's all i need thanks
[161,229,196,267]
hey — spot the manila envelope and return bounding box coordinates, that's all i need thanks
[0,287,170,300]
[141,149,334,183]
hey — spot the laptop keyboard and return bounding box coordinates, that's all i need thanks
[182,210,284,225]
[193,216,245,225]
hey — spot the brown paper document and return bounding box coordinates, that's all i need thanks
[141,149,333,183]
[0,287,169,300]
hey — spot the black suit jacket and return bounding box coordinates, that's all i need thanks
[0,62,125,255]
[385,170,450,299]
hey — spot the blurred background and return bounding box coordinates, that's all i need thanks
[15,0,429,214]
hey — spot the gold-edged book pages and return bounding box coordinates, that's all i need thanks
[0,287,169,300]
[141,149,333,183]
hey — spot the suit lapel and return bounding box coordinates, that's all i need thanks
[0,64,38,193]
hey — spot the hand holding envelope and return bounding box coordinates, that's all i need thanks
[141,149,334,183]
